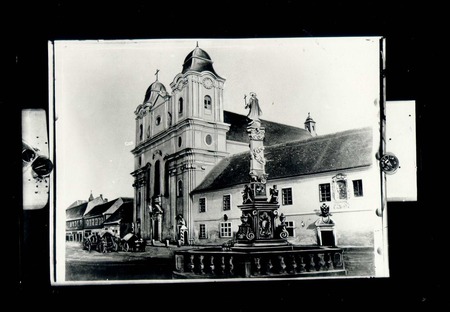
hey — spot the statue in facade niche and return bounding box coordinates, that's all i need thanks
[244,92,262,127]
[176,214,186,226]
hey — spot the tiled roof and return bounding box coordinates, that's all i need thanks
[224,110,312,146]
[104,201,134,225]
[84,198,119,217]
[67,200,87,209]
[66,202,88,220]
[193,127,373,193]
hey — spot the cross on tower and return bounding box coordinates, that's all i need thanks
[155,69,160,81]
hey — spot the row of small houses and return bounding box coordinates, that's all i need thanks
[65,194,134,242]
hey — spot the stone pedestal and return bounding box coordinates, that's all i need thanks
[235,201,289,247]
[234,125,289,247]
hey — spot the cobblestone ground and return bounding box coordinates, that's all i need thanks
[65,241,197,281]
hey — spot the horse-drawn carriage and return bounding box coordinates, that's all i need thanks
[82,231,145,252]
[120,233,146,252]
[83,231,119,253]
[98,230,120,253]
[83,233,102,252]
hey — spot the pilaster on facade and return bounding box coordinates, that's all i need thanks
[131,162,150,180]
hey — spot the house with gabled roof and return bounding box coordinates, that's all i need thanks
[83,197,133,236]
[103,199,134,238]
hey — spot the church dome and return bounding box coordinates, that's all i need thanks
[183,46,212,64]
[182,45,222,78]
[143,80,167,104]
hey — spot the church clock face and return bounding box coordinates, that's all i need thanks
[202,77,213,89]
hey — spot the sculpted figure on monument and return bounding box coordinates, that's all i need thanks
[244,92,262,127]
[269,185,279,203]
[242,184,254,204]
[259,211,272,237]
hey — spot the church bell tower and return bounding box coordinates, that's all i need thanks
[131,43,230,244]
[167,43,230,243]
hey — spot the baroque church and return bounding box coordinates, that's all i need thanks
[130,44,385,275]
[131,44,313,243]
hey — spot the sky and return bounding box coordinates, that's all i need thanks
[54,37,382,210]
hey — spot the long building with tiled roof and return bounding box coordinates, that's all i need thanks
[66,201,89,242]
[194,127,372,193]
[66,195,135,241]
[83,197,133,234]
[224,110,312,146]
[190,125,381,249]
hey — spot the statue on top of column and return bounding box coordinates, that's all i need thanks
[244,92,262,127]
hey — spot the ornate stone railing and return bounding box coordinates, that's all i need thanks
[173,246,346,279]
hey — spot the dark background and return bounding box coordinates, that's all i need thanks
[10,0,441,308]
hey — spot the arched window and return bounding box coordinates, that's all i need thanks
[154,160,161,196]
[178,98,184,115]
[139,124,143,141]
[204,95,212,111]
[164,161,170,197]
[146,165,151,201]
[137,191,141,221]
[167,112,172,126]
[178,180,183,197]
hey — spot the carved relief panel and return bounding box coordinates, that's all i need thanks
[332,173,350,209]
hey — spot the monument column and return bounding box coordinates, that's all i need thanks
[234,93,289,247]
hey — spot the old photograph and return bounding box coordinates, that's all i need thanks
[51,37,388,284]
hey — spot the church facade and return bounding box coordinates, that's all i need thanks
[130,45,230,243]
[130,45,384,275]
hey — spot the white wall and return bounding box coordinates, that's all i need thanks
[191,165,382,247]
